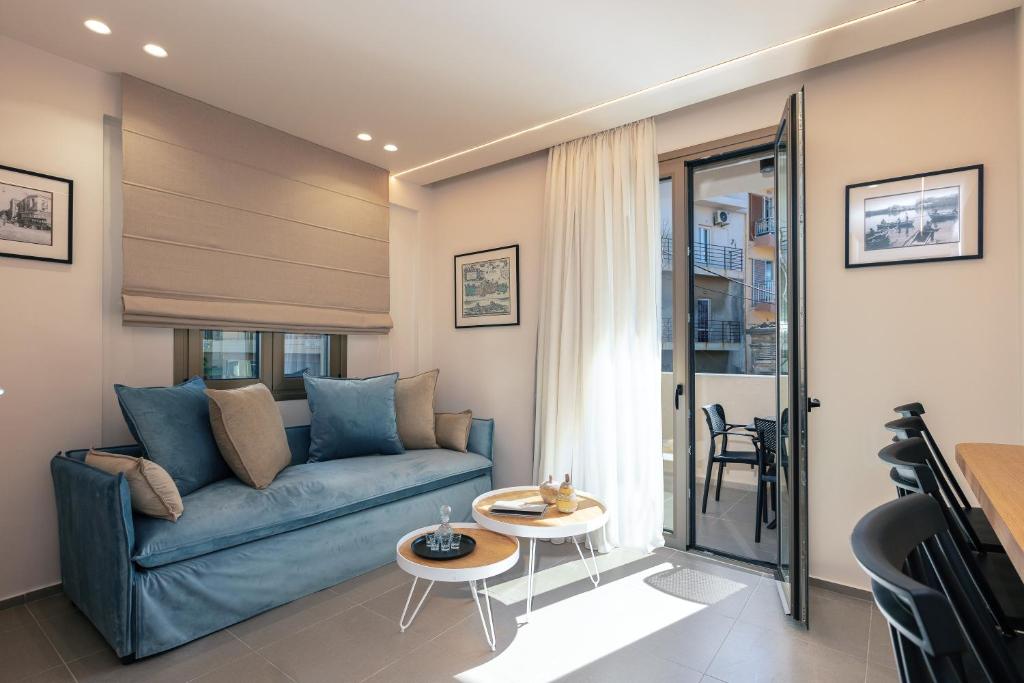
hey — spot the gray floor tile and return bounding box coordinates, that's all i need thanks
[25,595,76,622]
[623,605,735,673]
[259,605,428,683]
[560,650,704,682]
[20,666,75,682]
[191,653,293,683]
[738,581,871,660]
[653,551,760,619]
[36,608,108,662]
[0,605,36,635]
[228,590,354,650]
[696,515,777,564]
[362,615,498,683]
[0,621,62,682]
[330,564,412,605]
[865,662,900,683]
[706,619,868,683]
[68,630,250,683]
[867,606,897,669]
[362,580,476,638]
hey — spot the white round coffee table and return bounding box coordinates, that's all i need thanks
[471,486,609,623]
[395,523,518,651]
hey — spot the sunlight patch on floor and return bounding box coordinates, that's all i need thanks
[456,563,708,683]
[485,546,651,607]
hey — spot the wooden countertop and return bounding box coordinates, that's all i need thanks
[955,442,1024,577]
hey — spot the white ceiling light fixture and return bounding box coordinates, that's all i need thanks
[391,0,921,179]
[83,19,111,35]
[143,43,168,58]
[383,144,398,152]
[357,133,373,141]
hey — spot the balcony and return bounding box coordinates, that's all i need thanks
[694,319,742,350]
[662,238,744,273]
[753,217,776,246]
[751,280,776,311]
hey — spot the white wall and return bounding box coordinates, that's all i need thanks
[0,38,119,599]
[420,13,1022,588]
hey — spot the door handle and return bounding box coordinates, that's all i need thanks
[674,384,684,410]
[808,397,821,412]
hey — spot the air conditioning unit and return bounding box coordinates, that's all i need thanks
[712,210,729,226]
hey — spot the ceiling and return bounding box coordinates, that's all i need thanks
[0,0,1017,184]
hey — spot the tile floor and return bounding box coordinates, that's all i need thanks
[0,542,897,682]
[695,483,779,564]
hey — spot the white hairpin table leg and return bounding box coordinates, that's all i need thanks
[399,576,434,632]
[572,533,600,588]
[470,579,497,651]
[523,537,537,623]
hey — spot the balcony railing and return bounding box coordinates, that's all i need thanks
[694,243,743,272]
[662,318,742,344]
[695,319,742,345]
[662,239,743,272]
[752,281,775,305]
[754,217,775,237]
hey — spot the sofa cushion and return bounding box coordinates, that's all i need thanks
[435,411,473,452]
[132,449,492,568]
[205,383,291,489]
[114,377,230,496]
[395,370,439,449]
[305,373,405,461]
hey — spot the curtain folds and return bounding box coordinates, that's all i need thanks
[534,118,664,551]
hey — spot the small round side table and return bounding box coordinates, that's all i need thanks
[395,523,519,651]
[471,486,609,623]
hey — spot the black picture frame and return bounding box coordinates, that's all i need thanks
[845,164,982,269]
[0,163,74,264]
[453,244,520,329]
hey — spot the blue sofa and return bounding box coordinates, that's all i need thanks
[50,419,494,659]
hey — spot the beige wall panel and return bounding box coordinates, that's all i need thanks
[122,76,388,206]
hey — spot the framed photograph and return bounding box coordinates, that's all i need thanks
[845,164,982,268]
[454,244,520,328]
[0,164,73,264]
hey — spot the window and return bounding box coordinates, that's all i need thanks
[695,298,710,342]
[694,227,710,264]
[174,330,346,400]
[751,259,775,304]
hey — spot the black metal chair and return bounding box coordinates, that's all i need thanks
[700,404,757,514]
[752,416,778,543]
[851,494,1024,683]
[886,414,1003,554]
[878,438,1024,636]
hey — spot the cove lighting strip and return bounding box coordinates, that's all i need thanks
[391,0,921,179]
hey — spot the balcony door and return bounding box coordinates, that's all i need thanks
[659,90,812,627]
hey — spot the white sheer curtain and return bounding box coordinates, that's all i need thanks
[534,118,664,551]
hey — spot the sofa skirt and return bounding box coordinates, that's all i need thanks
[132,473,491,657]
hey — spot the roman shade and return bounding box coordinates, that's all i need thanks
[121,75,392,334]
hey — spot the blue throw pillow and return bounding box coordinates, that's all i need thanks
[114,377,230,496]
[304,373,405,461]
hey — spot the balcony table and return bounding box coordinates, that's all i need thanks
[955,443,1024,579]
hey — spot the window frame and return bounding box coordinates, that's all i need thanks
[173,330,347,401]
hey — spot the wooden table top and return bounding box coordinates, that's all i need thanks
[473,488,607,529]
[955,442,1024,577]
[397,527,518,571]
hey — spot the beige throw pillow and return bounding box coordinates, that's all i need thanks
[395,370,439,449]
[85,450,183,521]
[435,411,473,452]
[205,383,291,489]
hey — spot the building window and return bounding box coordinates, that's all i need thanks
[751,259,775,304]
[173,330,347,401]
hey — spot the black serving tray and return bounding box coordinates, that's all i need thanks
[411,534,476,560]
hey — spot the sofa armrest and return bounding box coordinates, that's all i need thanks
[50,454,135,658]
[468,418,494,460]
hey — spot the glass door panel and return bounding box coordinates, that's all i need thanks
[659,176,676,534]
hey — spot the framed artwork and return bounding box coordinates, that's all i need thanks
[0,164,73,264]
[454,244,520,328]
[845,164,982,268]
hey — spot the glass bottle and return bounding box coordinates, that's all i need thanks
[556,474,579,513]
[436,504,453,552]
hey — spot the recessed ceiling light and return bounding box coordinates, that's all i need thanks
[383,144,398,152]
[357,133,373,142]
[143,43,168,58]
[84,19,111,35]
